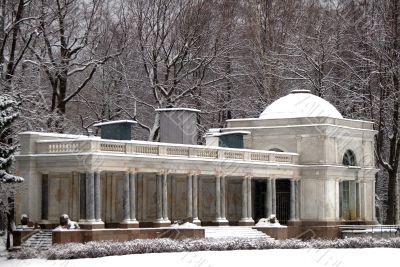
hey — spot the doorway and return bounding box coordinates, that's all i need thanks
[252,180,266,223]
[276,179,290,225]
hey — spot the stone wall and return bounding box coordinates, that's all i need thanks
[52,228,205,244]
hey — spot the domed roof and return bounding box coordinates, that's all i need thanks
[259,90,343,119]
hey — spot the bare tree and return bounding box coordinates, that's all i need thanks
[24,0,120,132]
[116,0,230,141]
[0,0,36,90]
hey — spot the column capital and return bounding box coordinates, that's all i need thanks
[189,171,198,177]
[128,168,139,174]
[215,172,225,178]
[157,169,167,175]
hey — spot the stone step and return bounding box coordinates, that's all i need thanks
[22,230,53,250]
[204,227,274,240]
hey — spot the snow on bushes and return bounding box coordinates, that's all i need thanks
[9,237,400,260]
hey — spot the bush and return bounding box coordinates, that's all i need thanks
[10,237,400,260]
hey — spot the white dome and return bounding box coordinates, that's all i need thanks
[259,90,343,119]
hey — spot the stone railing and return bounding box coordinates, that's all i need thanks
[36,139,299,164]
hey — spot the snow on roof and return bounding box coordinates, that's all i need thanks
[205,130,251,137]
[259,90,343,119]
[93,120,137,127]
[155,108,201,113]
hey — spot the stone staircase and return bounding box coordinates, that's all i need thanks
[22,230,52,250]
[204,226,273,239]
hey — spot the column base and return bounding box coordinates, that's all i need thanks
[120,220,140,228]
[212,218,229,226]
[153,219,171,227]
[79,220,105,229]
[238,218,255,226]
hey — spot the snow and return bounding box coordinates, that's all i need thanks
[259,90,343,119]
[1,248,399,267]
[169,222,201,228]
[205,131,251,137]
[93,120,137,127]
[155,108,201,113]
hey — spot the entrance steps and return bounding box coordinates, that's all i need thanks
[204,226,274,239]
[22,230,52,250]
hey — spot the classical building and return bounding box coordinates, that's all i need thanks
[15,90,378,235]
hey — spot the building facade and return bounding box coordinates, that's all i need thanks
[15,90,378,232]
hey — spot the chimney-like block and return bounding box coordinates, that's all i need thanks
[156,108,201,145]
[93,120,137,140]
[205,130,251,148]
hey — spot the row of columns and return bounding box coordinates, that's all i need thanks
[41,172,300,226]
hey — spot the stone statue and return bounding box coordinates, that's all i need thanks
[255,214,281,227]
[55,214,80,230]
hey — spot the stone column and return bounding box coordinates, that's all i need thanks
[192,174,200,225]
[79,173,86,221]
[241,176,248,220]
[129,172,138,223]
[356,181,361,220]
[350,180,357,220]
[41,174,49,221]
[215,175,221,220]
[247,177,252,220]
[290,179,296,220]
[85,172,95,221]
[272,178,277,215]
[155,174,163,222]
[339,180,343,219]
[221,176,227,220]
[372,180,376,221]
[214,175,228,225]
[162,173,169,222]
[266,178,272,218]
[94,171,101,222]
[239,176,254,226]
[187,174,193,219]
[122,171,130,222]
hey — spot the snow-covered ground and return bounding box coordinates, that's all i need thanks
[1,248,399,267]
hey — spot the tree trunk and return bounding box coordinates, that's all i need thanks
[385,169,399,224]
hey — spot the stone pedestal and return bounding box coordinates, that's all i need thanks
[238,219,255,226]
[152,220,172,227]
[79,221,105,229]
[120,220,139,228]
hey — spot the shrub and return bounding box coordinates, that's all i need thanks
[10,237,400,260]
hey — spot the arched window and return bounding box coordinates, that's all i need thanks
[269,148,283,152]
[342,150,356,166]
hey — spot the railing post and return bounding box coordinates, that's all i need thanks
[159,146,167,156]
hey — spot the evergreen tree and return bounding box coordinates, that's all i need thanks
[0,94,22,183]
[0,94,23,249]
